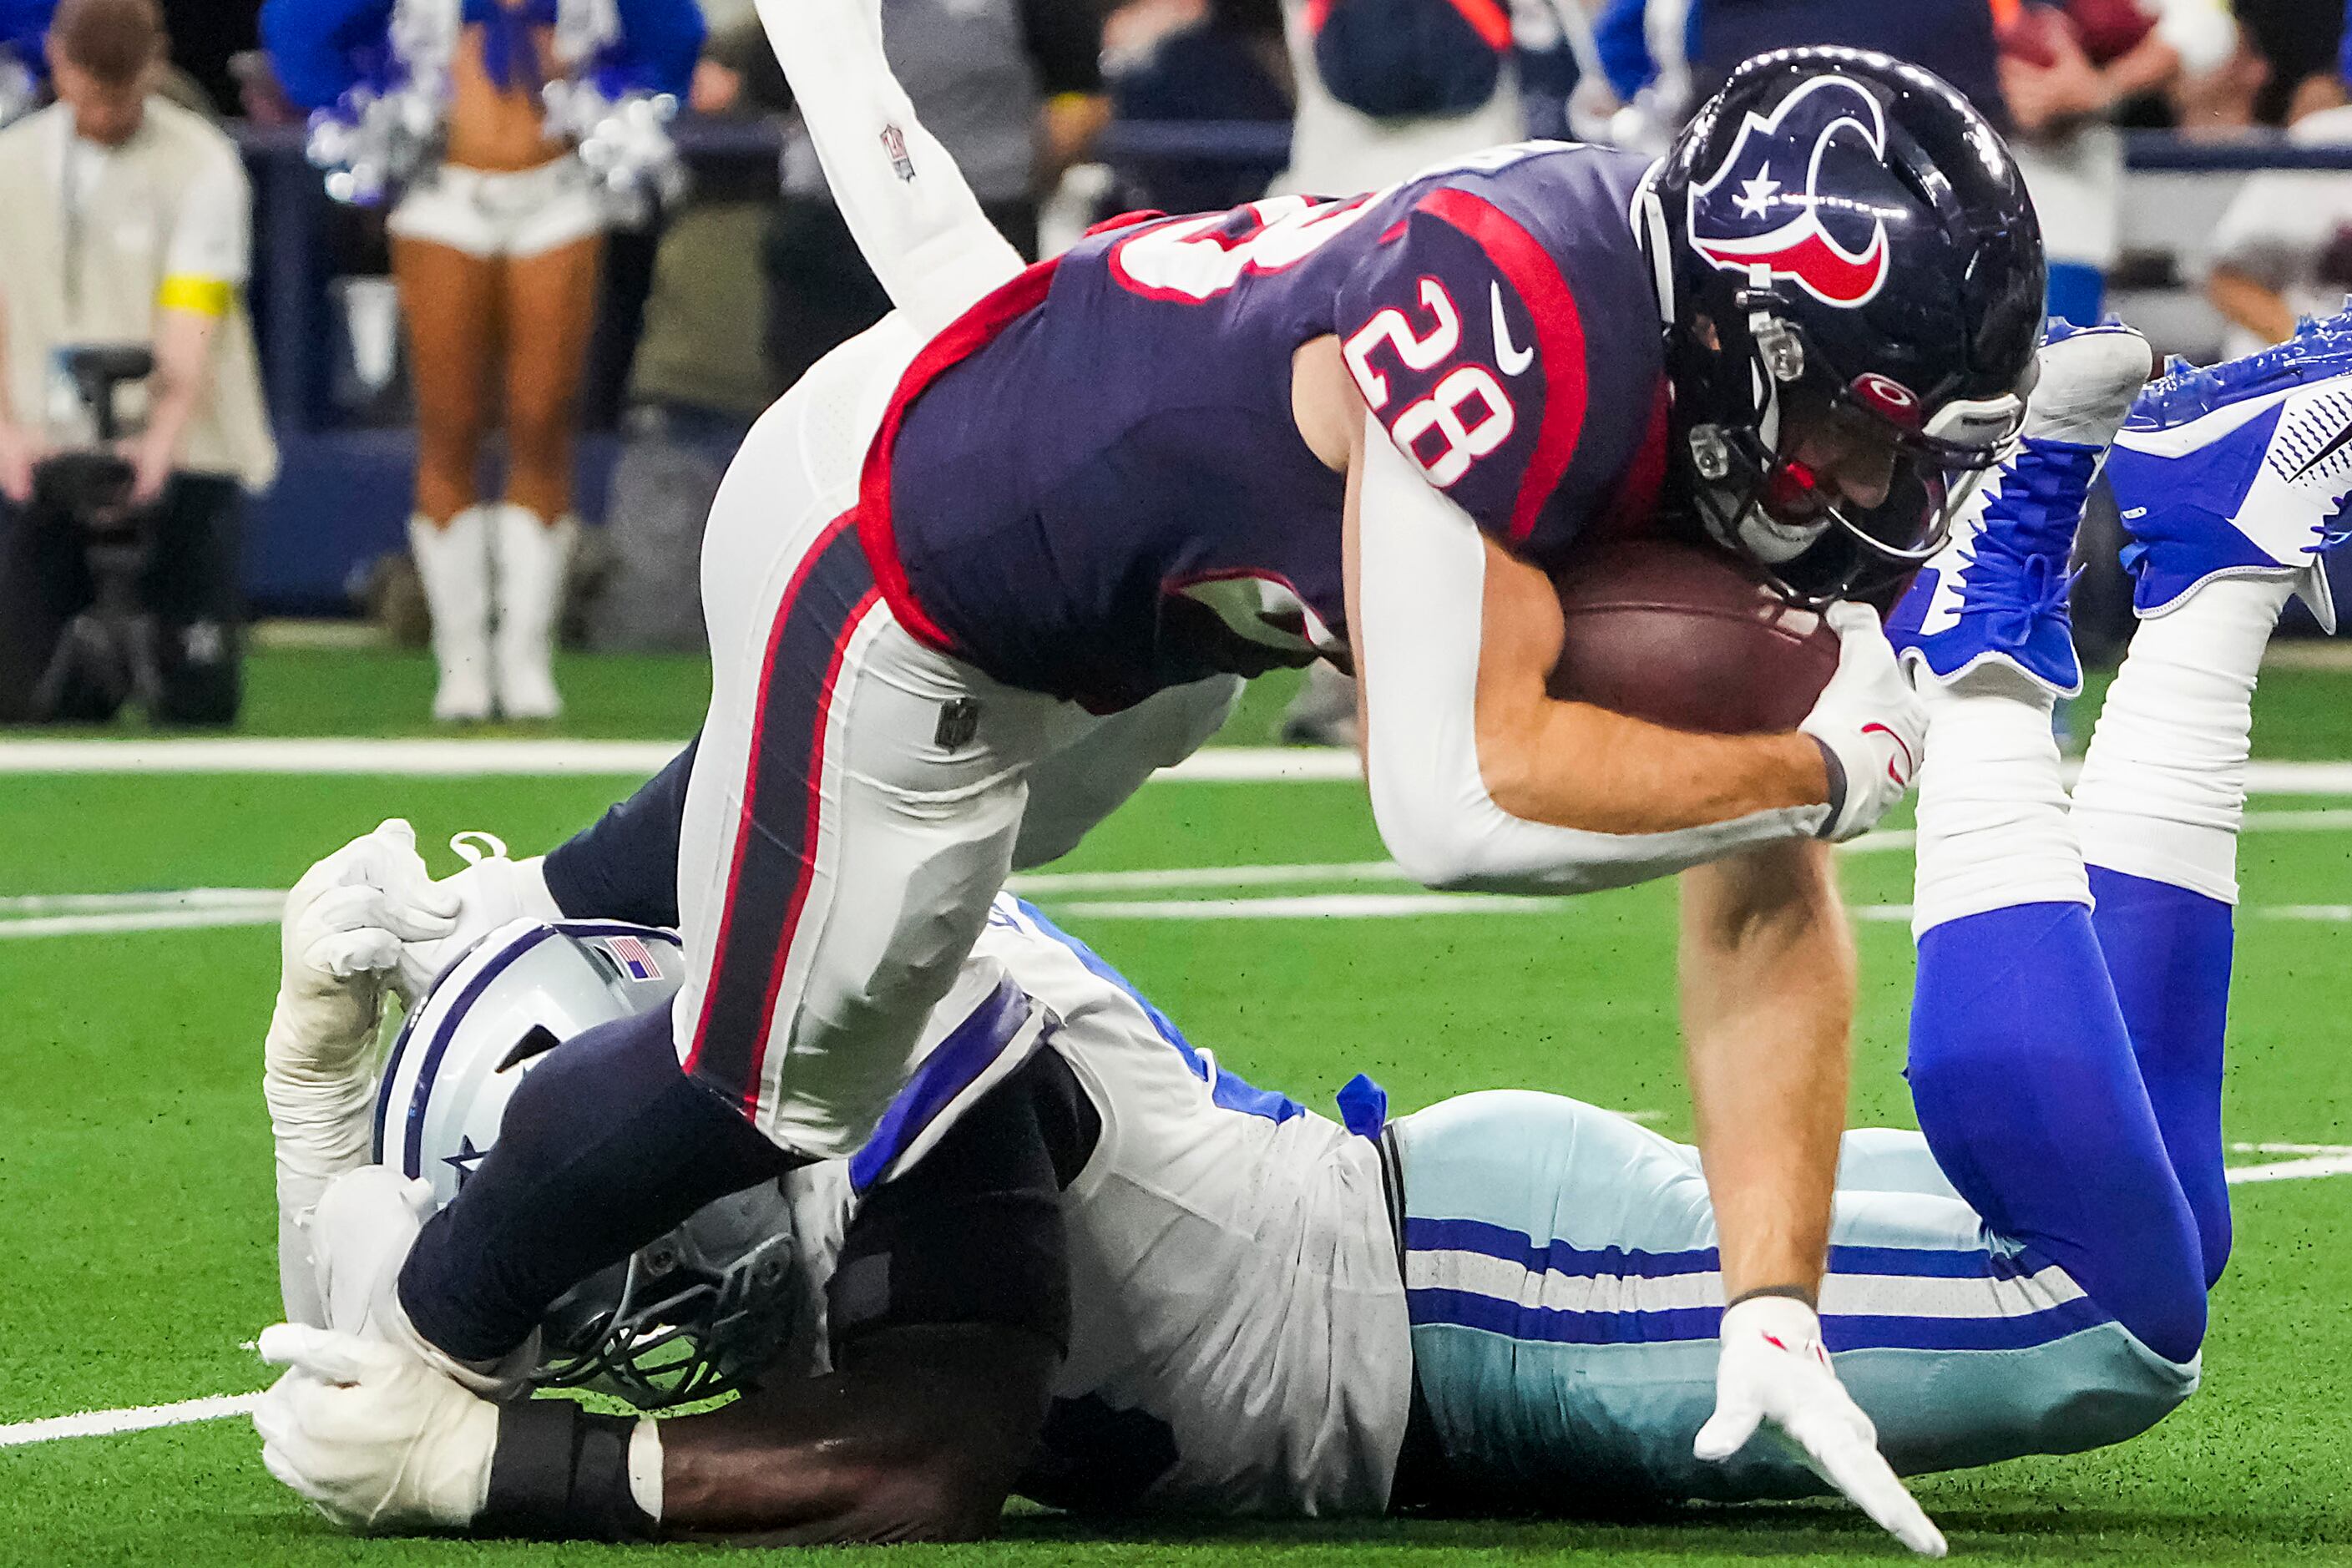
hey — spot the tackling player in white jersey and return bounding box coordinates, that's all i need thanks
[255,307,2352,1547]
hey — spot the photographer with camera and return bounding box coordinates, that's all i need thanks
[0,0,274,726]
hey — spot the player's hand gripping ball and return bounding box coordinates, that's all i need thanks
[1547,540,1922,840]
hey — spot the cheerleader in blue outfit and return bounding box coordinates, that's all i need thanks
[262,0,702,723]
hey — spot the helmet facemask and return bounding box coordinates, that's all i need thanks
[535,1181,804,1410]
[1679,288,2026,607]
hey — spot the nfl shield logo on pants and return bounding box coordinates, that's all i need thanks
[881,123,915,182]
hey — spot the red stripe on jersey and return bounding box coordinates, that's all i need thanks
[1414,187,1591,548]
[731,581,883,1115]
[685,508,856,1078]
[856,257,1065,655]
[1601,380,1671,543]
[1446,0,1514,51]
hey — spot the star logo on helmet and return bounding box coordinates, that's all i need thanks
[1687,76,1894,309]
[1733,170,1781,220]
[445,1136,488,1190]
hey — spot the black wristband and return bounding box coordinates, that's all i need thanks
[1809,733,1848,837]
[1726,1282,1820,1313]
[481,1400,656,1541]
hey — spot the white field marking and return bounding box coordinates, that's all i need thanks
[2228,1154,2352,1185]
[0,888,280,916]
[1009,860,1409,894]
[0,738,685,776]
[2231,1141,2352,1156]
[1051,893,1570,920]
[3,738,2351,793]
[0,905,282,940]
[0,739,1355,783]
[2255,906,2352,920]
[0,1391,262,1449]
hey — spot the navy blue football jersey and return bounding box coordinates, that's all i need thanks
[867,142,1670,711]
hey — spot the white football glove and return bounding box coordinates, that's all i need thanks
[268,821,460,1325]
[306,1166,539,1399]
[1697,1296,1947,1557]
[392,832,564,1008]
[254,1322,498,1533]
[1798,602,1927,843]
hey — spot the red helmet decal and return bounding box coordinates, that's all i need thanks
[1851,372,1925,428]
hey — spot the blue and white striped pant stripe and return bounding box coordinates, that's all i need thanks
[1393,1090,2198,1505]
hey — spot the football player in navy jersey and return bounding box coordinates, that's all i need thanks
[293,5,2043,1550]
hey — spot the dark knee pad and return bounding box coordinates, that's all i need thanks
[399,997,797,1361]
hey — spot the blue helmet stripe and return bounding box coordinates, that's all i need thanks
[399,926,559,1177]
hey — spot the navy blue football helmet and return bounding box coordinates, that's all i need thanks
[1638,48,2046,604]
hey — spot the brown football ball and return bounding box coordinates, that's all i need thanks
[1547,539,1840,735]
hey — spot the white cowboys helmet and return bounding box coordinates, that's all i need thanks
[375,918,801,1409]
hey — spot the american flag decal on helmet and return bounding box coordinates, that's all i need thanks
[604,934,663,982]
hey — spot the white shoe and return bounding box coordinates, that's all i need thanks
[408,511,493,723]
[489,505,574,721]
[2107,311,2352,630]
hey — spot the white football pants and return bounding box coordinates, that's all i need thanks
[675,317,1240,1157]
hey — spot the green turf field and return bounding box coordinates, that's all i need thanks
[1,645,2347,1565]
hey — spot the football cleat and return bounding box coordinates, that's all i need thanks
[2104,311,2352,631]
[1888,320,2157,695]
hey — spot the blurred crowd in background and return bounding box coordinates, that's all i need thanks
[201,0,2352,416]
[1,0,2349,730]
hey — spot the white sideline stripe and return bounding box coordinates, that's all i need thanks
[1009,860,1409,894]
[0,906,282,939]
[2230,1141,2352,1156]
[0,738,686,776]
[1052,893,1571,920]
[0,888,280,916]
[3,739,2352,793]
[2228,1154,2352,1185]
[0,1391,261,1448]
[0,740,1363,781]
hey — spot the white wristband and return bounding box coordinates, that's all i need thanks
[627,1419,664,1523]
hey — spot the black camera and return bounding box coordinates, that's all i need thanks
[21,345,169,721]
[0,344,244,726]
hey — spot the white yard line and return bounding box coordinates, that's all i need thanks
[1009,860,1409,894]
[2227,1154,2352,1185]
[2231,1141,2352,1156]
[5,739,2352,793]
[1052,893,1571,920]
[0,888,280,916]
[0,1391,261,1449]
[0,738,686,776]
[0,906,282,939]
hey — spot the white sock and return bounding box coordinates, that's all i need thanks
[1910,665,2091,938]
[2071,576,2292,904]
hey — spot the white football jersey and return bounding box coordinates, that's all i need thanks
[765,894,1414,1517]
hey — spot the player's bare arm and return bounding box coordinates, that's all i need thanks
[654,1323,1053,1543]
[1677,837,1852,1300]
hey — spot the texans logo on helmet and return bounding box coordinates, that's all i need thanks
[1687,76,1896,309]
